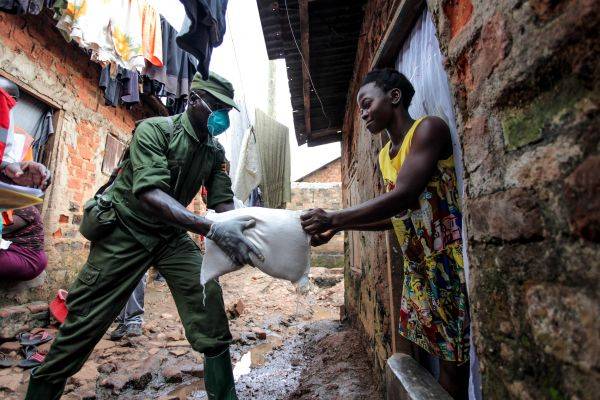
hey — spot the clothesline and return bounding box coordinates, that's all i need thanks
[1,0,229,113]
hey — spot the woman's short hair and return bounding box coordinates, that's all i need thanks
[361,68,415,109]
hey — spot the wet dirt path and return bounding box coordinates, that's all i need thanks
[2,267,380,399]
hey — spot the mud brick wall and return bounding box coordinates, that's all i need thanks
[296,158,341,183]
[288,182,344,265]
[0,12,155,305]
[341,0,404,375]
[343,0,599,398]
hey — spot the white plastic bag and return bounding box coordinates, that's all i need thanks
[201,207,311,289]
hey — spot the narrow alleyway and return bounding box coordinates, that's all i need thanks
[0,267,380,399]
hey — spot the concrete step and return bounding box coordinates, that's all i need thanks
[386,353,452,400]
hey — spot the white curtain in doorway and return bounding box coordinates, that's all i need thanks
[395,10,464,195]
[395,10,482,400]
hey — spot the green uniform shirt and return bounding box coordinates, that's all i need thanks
[106,112,233,251]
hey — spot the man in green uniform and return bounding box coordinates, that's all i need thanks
[25,72,261,400]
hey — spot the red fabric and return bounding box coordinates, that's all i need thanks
[49,289,68,324]
[0,88,16,130]
[2,210,13,225]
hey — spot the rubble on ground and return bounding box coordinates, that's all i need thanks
[0,267,378,399]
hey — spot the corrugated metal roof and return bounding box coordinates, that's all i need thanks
[257,0,366,146]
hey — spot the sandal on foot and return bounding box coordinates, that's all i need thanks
[18,345,45,369]
[17,331,54,346]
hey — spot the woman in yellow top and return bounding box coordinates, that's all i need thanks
[301,68,469,399]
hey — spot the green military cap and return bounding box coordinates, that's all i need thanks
[190,71,239,111]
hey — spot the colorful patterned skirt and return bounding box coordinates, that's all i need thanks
[398,243,470,363]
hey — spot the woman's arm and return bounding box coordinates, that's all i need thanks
[302,117,451,234]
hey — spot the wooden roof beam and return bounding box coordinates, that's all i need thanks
[299,0,311,138]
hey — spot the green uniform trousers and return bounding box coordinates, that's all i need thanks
[31,222,231,388]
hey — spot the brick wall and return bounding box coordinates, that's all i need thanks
[341,0,404,374]
[287,182,344,265]
[342,0,599,398]
[0,11,156,305]
[296,157,341,183]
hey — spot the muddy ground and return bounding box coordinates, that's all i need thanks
[0,267,381,399]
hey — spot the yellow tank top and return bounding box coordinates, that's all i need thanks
[378,117,461,258]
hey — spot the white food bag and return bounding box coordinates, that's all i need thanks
[201,207,311,289]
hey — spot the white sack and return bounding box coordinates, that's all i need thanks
[201,207,311,288]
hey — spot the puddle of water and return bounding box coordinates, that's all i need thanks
[311,306,337,321]
[233,351,252,380]
[166,379,206,399]
[233,336,284,380]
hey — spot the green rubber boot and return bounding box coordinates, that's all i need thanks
[24,368,66,400]
[204,347,238,400]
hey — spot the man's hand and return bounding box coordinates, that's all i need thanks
[3,161,52,190]
[301,208,335,235]
[310,229,337,247]
[207,216,264,266]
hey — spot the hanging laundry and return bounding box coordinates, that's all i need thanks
[143,15,197,99]
[140,0,162,67]
[254,109,291,209]
[109,0,145,72]
[0,88,16,163]
[0,0,54,15]
[56,0,146,72]
[99,65,140,107]
[31,110,54,162]
[56,1,116,66]
[247,187,263,207]
[176,0,228,80]
[232,127,261,203]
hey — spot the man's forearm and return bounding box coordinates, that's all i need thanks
[138,188,213,235]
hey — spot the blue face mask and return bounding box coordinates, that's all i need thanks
[207,109,230,136]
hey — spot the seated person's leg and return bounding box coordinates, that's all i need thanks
[0,244,47,281]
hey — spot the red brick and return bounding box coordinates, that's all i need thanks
[455,51,474,92]
[68,177,82,190]
[470,13,509,88]
[80,147,93,161]
[31,43,55,69]
[468,187,544,242]
[11,25,33,53]
[297,159,341,183]
[70,157,83,168]
[0,14,13,39]
[564,156,600,242]
[529,0,570,21]
[73,191,84,205]
[54,61,69,77]
[462,116,489,173]
[444,0,474,39]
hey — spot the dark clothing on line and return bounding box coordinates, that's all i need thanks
[0,0,54,15]
[144,15,198,99]
[176,0,228,80]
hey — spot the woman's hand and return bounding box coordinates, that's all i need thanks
[300,208,335,235]
[310,229,338,247]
